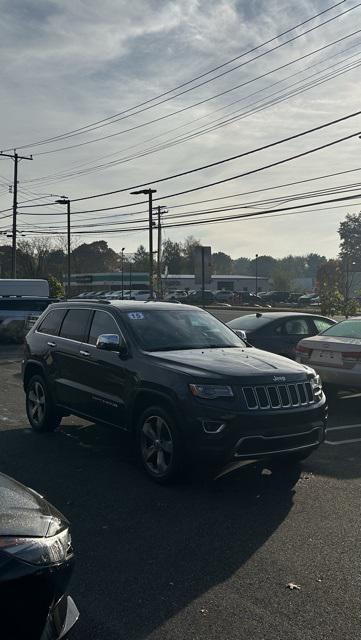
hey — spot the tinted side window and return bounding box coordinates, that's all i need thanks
[283,318,309,335]
[59,309,90,342]
[88,311,119,345]
[38,309,67,336]
[314,318,334,333]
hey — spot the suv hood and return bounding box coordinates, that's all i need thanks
[0,473,68,538]
[149,346,310,381]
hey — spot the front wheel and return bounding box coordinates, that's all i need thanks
[26,375,61,432]
[136,406,185,484]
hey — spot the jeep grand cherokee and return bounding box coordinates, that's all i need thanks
[23,301,327,483]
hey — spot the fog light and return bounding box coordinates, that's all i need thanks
[201,420,227,434]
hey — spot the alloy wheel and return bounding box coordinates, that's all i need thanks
[28,381,46,427]
[141,416,174,477]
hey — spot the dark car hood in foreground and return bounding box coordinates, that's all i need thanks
[149,346,310,380]
[0,473,68,538]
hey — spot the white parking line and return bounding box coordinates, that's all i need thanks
[326,423,361,431]
[326,437,361,445]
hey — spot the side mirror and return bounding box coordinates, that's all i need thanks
[96,334,122,352]
[235,329,247,341]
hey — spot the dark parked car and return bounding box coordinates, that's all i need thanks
[260,291,296,305]
[227,312,336,359]
[23,301,327,483]
[0,297,58,344]
[186,290,215,305]
[0,472,78,639]
[233,292,266,306]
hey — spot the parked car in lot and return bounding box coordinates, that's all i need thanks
[298,293,319,306]
[23,301,326,483]
[214,290,234,303]
[129,290,153,301]
[227,312,336,359]
[186,290,215,305]
[295,317,361,391]
[260,291,301,306]
[164,290,188,303]
[0,472,78,639]
[233,291,267,306]
[0,297,58,344]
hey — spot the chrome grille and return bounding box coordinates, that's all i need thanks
[242,382,315,410]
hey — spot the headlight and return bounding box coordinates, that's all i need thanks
[310,373,322,390]
[0,527,73,566]
[189,384,234,399]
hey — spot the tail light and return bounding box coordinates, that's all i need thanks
[342,351,361,364]
[295,345,312,358]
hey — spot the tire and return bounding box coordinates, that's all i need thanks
[136,405,185,484]
[26,375,61,433]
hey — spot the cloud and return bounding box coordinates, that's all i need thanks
[0,0,361,259]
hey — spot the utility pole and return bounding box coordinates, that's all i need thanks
[255,253,259,295]
[156,206,167,298]
[55,197,71,297]
[0,150,33,278]
[130,188,157,299]
[121,247,125,300]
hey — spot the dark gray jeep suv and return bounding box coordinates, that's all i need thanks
[23,301,327,483]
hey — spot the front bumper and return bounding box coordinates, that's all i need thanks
[183,399,327,464]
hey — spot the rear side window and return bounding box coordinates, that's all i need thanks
[314,318,334,332]
[59,309,91,342]
[38,309,67,336]
[88,311,119,345]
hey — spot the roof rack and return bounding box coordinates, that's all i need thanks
[66,298,112,304]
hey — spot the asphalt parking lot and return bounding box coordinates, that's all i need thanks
[0,348,360,640]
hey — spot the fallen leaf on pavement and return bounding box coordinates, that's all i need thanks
[287,582,301,590]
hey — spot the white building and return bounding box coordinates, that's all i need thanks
[164,274,270,293]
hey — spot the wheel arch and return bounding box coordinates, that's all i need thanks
[130,390,179,433]
[23,360,47,391]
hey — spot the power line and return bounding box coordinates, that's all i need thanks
[15,181,361,231]
[17,109,361,206]
[17,192,361,235]
[2,0,349,152]
[30,22,361,158]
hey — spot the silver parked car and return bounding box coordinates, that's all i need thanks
[295,317,361,391]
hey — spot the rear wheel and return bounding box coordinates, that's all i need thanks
[26,375,61,432]
[136,406,185,484]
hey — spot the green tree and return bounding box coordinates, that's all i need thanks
[232,257,251,275]
[317,260,345,316]
[72,241,119,273]
[271,266,291,291]
[161,240,183,273]
[132,245,149,271]
[212,251,232,274]
[48,275,64,298]
[182,236,200,273]
[249,255,277,277]
[339,212,361,265]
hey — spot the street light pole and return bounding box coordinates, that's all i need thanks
[55,197,71,297]
[130,188,157,299]
[255,253,259,295]
[121,247,125,300]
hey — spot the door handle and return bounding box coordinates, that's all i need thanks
[79,350,90,357]
[47,341,56,347]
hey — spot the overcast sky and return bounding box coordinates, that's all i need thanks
[1,0,361,259]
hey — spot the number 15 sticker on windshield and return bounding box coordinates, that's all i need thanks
[128,312,144,320]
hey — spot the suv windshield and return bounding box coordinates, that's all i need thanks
[123,308,244,351]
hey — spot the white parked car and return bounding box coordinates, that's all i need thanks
[130,290,153,301]
[295,317,361,391]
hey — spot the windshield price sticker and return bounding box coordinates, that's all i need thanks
[128,312,144,320]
